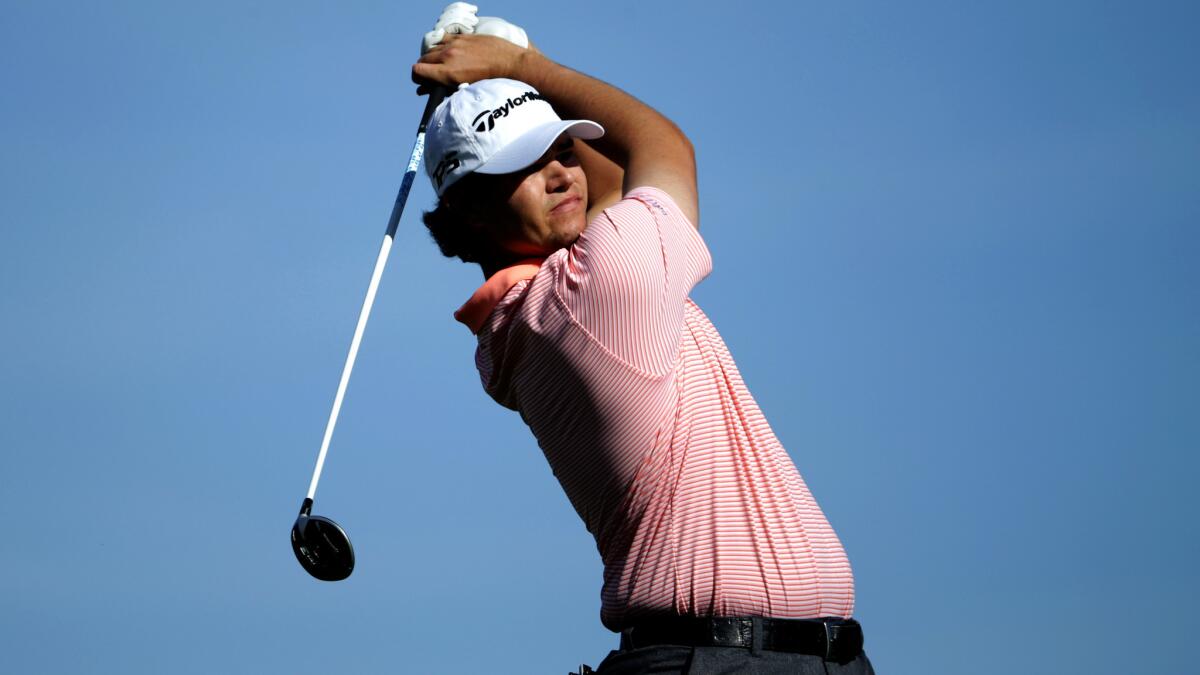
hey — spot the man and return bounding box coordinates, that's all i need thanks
[412,8,874,674]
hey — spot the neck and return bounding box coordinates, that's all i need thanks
[479,252,548,281]
[480,251,525,280]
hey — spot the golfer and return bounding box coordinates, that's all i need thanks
[413,8,874,674]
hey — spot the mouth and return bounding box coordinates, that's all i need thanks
[550,194,582,216]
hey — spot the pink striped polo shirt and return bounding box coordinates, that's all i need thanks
[455,187,855,631]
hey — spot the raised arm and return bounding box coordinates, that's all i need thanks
[413,34,699,227]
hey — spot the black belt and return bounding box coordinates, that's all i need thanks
[619,616,864,664]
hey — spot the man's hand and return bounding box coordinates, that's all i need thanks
[413,33,529,92]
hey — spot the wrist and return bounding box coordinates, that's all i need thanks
[509,48,553,87]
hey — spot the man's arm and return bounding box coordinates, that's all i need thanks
[574,139,624,221]
[413,34,699,227]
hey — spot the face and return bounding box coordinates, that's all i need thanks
[454,134,589,260]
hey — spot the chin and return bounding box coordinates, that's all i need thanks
[552,217,587,250]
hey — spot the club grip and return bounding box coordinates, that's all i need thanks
[419,87,450,134]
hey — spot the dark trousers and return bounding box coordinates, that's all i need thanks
[594,644,876,674]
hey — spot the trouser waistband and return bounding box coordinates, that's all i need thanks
[619,616,864,664]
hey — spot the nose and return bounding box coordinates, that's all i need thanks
[543,160,574,193]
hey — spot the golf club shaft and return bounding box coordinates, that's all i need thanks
[306,89,448,501]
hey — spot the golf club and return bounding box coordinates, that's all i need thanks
[292,87,448,582]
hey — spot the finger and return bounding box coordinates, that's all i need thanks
[427,31,466,53]
[421,28,445,54]
[412,64,430,86]
[412,62,450,86]
[417,45,448,65]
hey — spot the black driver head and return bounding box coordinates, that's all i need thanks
[291,498,354,581]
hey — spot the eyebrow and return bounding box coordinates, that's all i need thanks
[531,136,574,167]
[551,136,574,153]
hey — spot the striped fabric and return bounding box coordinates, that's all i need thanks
[458,187,854,631]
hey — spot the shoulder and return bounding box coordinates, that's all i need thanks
[604,186,682,213]
[574,187,698,247]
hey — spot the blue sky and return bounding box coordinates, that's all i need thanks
[1,1,1196,673]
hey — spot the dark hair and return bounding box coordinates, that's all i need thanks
[422,172,498,264]
[422,196,482,264]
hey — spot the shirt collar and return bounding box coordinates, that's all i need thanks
[454,258,546,334]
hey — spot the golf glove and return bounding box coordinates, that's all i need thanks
[473,17,529,48]
[421,2,530,54]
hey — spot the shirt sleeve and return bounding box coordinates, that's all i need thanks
[549,186,713,375]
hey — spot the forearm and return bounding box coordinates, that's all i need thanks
[508,51,692,176]
[575,139,625,219]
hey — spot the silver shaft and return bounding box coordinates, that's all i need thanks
[306,127,429,501]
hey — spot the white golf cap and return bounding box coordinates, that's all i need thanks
[424,78,604,196]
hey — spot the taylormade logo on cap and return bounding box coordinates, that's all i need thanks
[424,78,604,196]
[431,150,460,190]
[471,91,545,132]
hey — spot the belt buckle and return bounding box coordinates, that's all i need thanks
[823,618,863,664]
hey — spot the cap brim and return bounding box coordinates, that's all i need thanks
[474,120,605,175]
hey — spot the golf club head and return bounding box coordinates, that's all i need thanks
[291,498,354,581]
